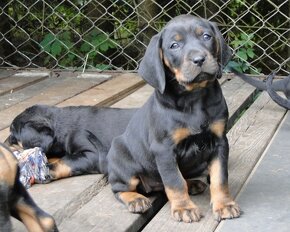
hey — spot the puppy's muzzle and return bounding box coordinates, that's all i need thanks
[191,54,206,67]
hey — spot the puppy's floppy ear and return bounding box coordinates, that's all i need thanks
[22,117,54,151]
[138,32,166,93]
[210,22,232,78]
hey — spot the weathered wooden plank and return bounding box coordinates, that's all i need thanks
[0,128,9,142]
[59,185,166,232]
[0,76,107,130]
[143,92,286,232]
[112,84,153,108]
[0,75,48,96]
[111,74,229,109]
[12,175,108,231]
[0,76,76,111]
[57,73,145,107]
[0,69,17,79]
[222,77,258,129]
[216,111,290,232]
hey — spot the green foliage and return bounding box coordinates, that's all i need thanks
[40,29,117,70]
[227,32,261,74]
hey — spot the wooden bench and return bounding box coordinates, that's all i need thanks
[0,69,287,231]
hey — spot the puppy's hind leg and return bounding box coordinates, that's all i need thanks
[47,150,105,181]
[112,176,152,214]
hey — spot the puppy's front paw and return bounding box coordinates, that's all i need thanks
[118,192,152,213]
[171,202,202,223]
[127,196,152,213]
[212,199,240,221]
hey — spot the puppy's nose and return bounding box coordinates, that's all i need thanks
[193,55,206,66]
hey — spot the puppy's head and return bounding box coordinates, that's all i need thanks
[138,15,232,93]
[5,105,54,153]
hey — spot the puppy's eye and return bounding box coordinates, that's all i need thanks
[203,33,212,41]
[170,43,180,49]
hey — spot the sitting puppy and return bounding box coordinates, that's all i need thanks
[107,15,240,223]
[0,143,58,231]
[5,105,136,182]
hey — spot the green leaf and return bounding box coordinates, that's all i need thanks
[241,33,249,40]
[108,40,117,49]
[236,50,248,61]
[96,64,111,70]
[231,40,243,47]
[40,33,55,52]
[99,43,109,52]
[225,60,242,72]
[247,48,255,58]
[80,42,92,52]
[51,40,62,57]
[61,31,71,41]
[241,64,249,72]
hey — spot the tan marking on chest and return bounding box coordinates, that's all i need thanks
[185,80,209,91]
[172,128,191,144]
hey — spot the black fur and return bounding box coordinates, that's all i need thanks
[107,15,240,222]
[6,105,136,181]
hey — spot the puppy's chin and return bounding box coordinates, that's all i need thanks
[177,71,217,91]
[179,61,218,81]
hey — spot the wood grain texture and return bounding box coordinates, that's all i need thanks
[59,185,166,232]
[217,112,290,232]
[0,75,47,96]
[112,84,153,108]
[12,175,108,231]
[0,76,107,130]
[57,73,145,107]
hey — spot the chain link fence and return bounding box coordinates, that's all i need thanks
[0,0,289,75]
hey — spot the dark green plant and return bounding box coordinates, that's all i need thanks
[226,32,261,74]
[40,29,117,69]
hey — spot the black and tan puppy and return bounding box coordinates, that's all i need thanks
[6,105,136,181]
[107,15,240,223]
[0,143,58,231]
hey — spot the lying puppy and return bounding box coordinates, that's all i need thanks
[6,105,136,181]
[0,143,58,231]
[230,68,290,109]
[107,15,240,223]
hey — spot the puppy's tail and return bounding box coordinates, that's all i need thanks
[230,67,289,92]
[266,73,290,110]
